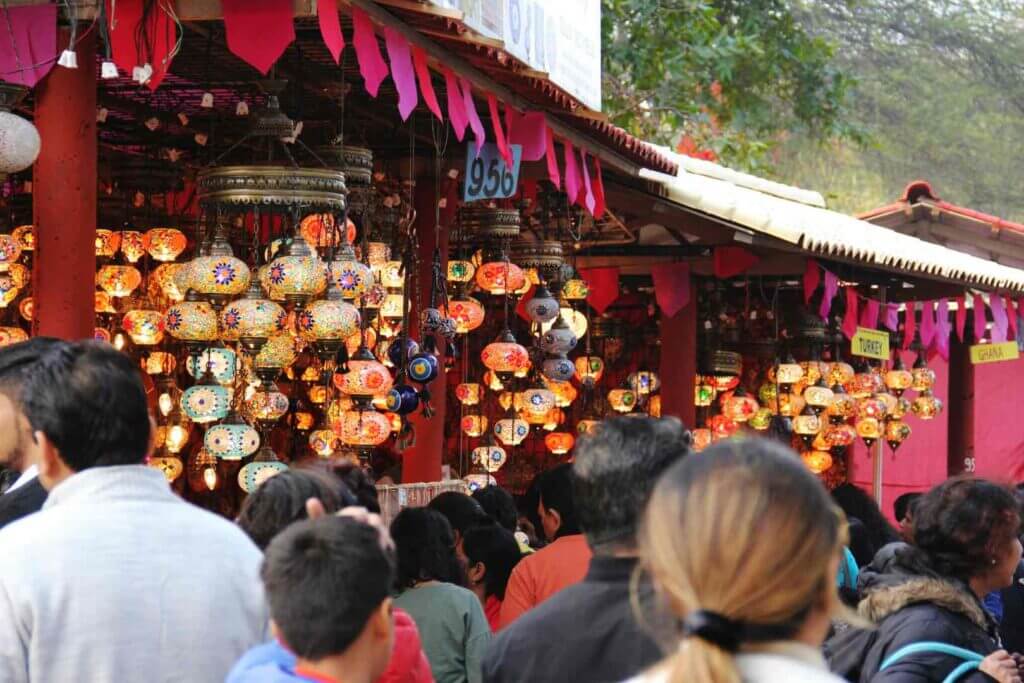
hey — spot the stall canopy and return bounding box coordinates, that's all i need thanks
[640,150,1024,294]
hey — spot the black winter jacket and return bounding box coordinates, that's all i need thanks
[826,546,1000,682]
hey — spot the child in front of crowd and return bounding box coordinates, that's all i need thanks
[234,516,396,683]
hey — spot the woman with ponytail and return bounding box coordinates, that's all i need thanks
[627,438,848,683]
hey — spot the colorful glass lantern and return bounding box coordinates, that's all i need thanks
[692,428,712,452]
[366,242,391,267]
[890,397,912,421]
[827,361,855,387]
[856,417,881,447]
[0,326,27,347]
[544,379,577,408]
[335,348,394,400]
[800,361,827,386]
[456,383,482,406]
[874,392,898,418]
[186,347,237,384]
[165,294,219,343]
[249,389,290,423]
[777,392,806,417]
[308,385,329,405]
[461,414,488,438]
[165,422,193,455]
[447,259,475,283]
[95,229,121,257]
[381,261,405,289]
[381,293,404,320]
[540,307,588,339]
[562,278,589,301]
[473,444,507,473]
[476,261,525,295]
[804,380,835,415]
[822,423,857,450]
[857,396,889,421]
[607,388,637,413]
[94,290,114,314]
[696,379,717,407]
[238,459,289,493]
[300,213,352,249]
[722,388,759,422]
[749,408,773,431]
[151,455,183,482]
[481,329,530,377]
[181,380,231,424]
[542,355,574,382]
[12,225,33,251]
[444,297,486,334]
[911,353,936,392]
[189,249,251,305]
[709,414,739,441]
[297,295,361,346]
[0,233,21,271]
[339,409,392,446]
[545,431,575,455]
[221,281,286,352]
[911,389,943,420]
[521,388,556,416]
[848,365,885,398]
[152,263,186,303]
[539,315,578,355]
[801,450,833,474]
[122,309,165,346]
[793,408,822,447]
[328,245,373,300]
[205,419,260,460]
[143,351,177,376]
[483,370,505,392]
[464,473,498,492]
[494,415,530,446]
[145,228,188,262]
[776,357,804,386]
[826,385,856,422]
[7,263,27,289]
[266,237,328,306]
[97,264,143,298]
[0,274,17,307]
[524,285,560,324]
[309,428,341,458]
[93,328,111,343]
[884,356,914,396]
[577,418,600,436]
[255,332,298,371]
[628,370,661,397]
[885,420,912,452]
[575,356,605,387]
[119,231,146,263]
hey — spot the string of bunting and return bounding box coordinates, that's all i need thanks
[803,259,1022,360]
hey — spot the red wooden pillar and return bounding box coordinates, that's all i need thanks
[402,179,450,483]
[658,287,697,429]
[31,29,96,340]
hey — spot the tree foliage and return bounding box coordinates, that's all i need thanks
[601,0,861,168]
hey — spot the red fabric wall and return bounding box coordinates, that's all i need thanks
[971,359,1024,484]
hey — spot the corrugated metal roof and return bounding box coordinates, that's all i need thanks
[641,150,1024,293]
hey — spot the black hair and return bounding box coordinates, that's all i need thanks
[831,483,899,560]
[262,516,394,660]
[572,416,690,548]
[0,337,66,400]
[391,506,466,588]
[238,469,357,550]
[21,341,150,471]
[907,477,1021,582]
[463,524,522,600]
[333,462,381,513]
[472,485,518,533]
[894,492,923,523]
[538,463,581,538]
[428,491,489,537]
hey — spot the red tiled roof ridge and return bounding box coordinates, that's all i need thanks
[858,180,1024,235]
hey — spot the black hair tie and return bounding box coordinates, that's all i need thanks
[682,610,742,653]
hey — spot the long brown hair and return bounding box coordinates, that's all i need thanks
[639,438,845,683]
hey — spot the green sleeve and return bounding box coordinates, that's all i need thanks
[464,592,493,683]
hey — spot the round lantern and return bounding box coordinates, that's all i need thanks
[545,431,575,455]
[296,296,360,346]
[775,358,804,386]
[911,389,943,420]
[145,228,188,262]
[884,357,914,396]
[540,307,588,338]
[722,388,759,423]
[97,264,142,298]
[122,309,165,346]
[205,420,260,460]
[607,388,637,413]
[803,380,834,415]
[494,415,530,446]
[221,282,286,352]
[339,409,392,446]
[380,261,405,289]
[800,361,827,386]
[856,396,889,421]
[542,355,574,382]
[309,428,341,458]
[152,263,186,303]
[911,354,936,392]
[266,238,328,306]
[856,417,881,447]
[165,294,219,343]
[464,474,498,492]
[827,361,855,387]
[890,397,912,421]
[119,231,146,263]
[708,414,739,441]
[822,423,857,450]
[249,389,290,423]
[777,392,806,417]
[238,459,289,493]
[255,332,298,371]
[539,316,577,355]
[144,352,177,377]
[793,407,822,447]
[186,347,237,384]
[696,380,717,407]
[181,381,231,424]
[327,245,373,300]
[473,444,507,473]
[0,93,41,171]
[447,259,475,283]
[561,278,589,301]
[12,225,33,251]
[444,297,486,334]
[627,370,661,397]
[801,450,833,474]
[524,285,560,324]
[366,242,390,267]
[885,420,912,452]
[7,263,27,288]
[574,356,605,387]
[95,229,121,257]
[476,261,525,295]
[151,455,184,482]
[300,213,353,249]
[826,385,856,422]
[483,370,505,392]
[0,233,21,271]
[456,383,482,406]
[521,388,556,416]
[749,408,773,431]
[481,330,530,378]
[461,414,488,438]
[544,379,577,408]
[188,251,251,305]
[334,348,394,400]
[0,274,17,307]
[848,365,885,398]
[0,326,28,347]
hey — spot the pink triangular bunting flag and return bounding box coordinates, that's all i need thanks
[352,7,389,97]
[384,28,417,121]
[650,262,691,318]
[443,69,468,141]
[317,0,345,63]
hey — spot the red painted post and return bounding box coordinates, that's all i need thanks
[402,179,449,483]
[658,290,697,429]
[31,29,96,340]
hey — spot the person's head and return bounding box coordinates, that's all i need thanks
[333,462,381,513]
[472,485,518,533]
[263,516,394,679]
[21,342,151,489]
[428,491,489,545]
[640,438,846,683]
[0,337,67,471]
[537,463,580,541]
[911,477,1022,594]
[462,523,522,602]
[573,416,690,553]
[390,506,465,589]
[894,491,922,541]
[238,469,357,550]
[831,482,899,555]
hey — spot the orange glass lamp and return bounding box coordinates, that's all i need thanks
[607,388,637,414]
[97,264,143,298]
[144,228,188,262]
[221,280,286,354]
[443,296,485,334]
[119,231,147,263]
[481,329,530,380]
[521,387,556,417]
[475,260,525,295]
[11,225,34,252]
[722,387,759,423]
[826,384,857,423]
[848,363,885,398]
[456,383,482,406]
[296,282,361,360]
[911,389,943,420]
[562,278,589,301]
[856,396,889,421]
[447,259,475,283]
[749,408,773,431]
[473,443,508,473]
[804,379,835,415]
[793,406,822,448]
[911,352,937,392]
[776,356,804,387]
[827,361,855,387]
[164,291,219,347]
[545,379,578,408]
[95,229,121,257]
[776,391,806,417]
[122,309,165,346]
[188,226,251,307]
[0,233,21,270]
[461,414,488,438]
[334,346,394,405]
[822,423,857,451]
[884,356,914,396]
[856,417,882,447]
[692,428,712,452]
[545,431,575,455]
[0,274,18,308]
[696,379,717,407]
[309,427,341,458]
[327,244,373,300]
[801,450,833,474]
[709,414,739,441]
[266,237,328,307]
[885,420,912,452]
[339,409,392,447]
[574,356,605,387]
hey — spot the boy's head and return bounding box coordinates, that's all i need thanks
[262,516,395,676]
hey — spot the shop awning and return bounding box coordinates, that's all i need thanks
[639,149,1024,294]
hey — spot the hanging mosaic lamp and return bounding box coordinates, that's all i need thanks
[309,426,342,458]
[181,371,231,424]
[822,422,857,451]
[0,274,18,307]
[856,416,881,448]
[339,408,392,447]
[856,395,889,421]
[776,354,804,387]
[848,361,884,398]
[911,352,937,392]
[691,428,712,452]
[300,213,352,249]
[749,408,773,431]
[327,243,373,300]
[911,389,943,420]
[722,387,759,423]
[481,329,530,379]
[186,347,237,385]
[97,264,143,298]
[472,443,508,473]
[204,412,260,460]
[524,284,560,324]
[0,233,21,270]
[562,278,589,301]
[122,309,165,346]
[544,378,578,408]
[443,296,486,334]
[476,260,525,295]
[237,450,289,493]
[793,406,822,449]
[827,360,856,387]
[297,280,361,359]
[151,454,184,482]
[11,224,33,252]
[801,450,833,474]
[248,386,291,423]
[95,229,121,257]
[885,420,912,452]
[7,263,28,287]
[266,236,328,307]
[334,346,394,404]
[494,411,530,446]
[455,382,482,406]
[574,355,605,387]
[221,279,286,354]
[826,384,856,423]
[120,231,147,263]
[539,314,578,355]
[545,431,575,455]
[884,355,914,396]
[153,263,187,303]
[461,414,489,438]
[541,354,575,382]
[521,387,556,417]
[145,228,188,262]
[708,414,739,440]
[607,388,637,414]
[165,290,220,347]
[447,259,475,284]
[188,225,251,308]
[803,378,835,415]
[255,332,298,377]
[628,370,662,397]
[696,378,717,407]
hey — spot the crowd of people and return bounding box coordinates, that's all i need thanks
[2,338,1024,682]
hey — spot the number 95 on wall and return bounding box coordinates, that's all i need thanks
[463,142,522,202]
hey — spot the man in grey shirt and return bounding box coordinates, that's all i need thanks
[0,341,269,683]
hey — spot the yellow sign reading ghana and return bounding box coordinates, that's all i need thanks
[851,327,890,360]
[970,341,1020,365]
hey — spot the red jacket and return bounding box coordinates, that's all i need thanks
[380,608,433,683]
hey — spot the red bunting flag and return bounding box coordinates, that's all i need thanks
[443,69,468,141]
[820,270,839,320]
[564,140,581,204]
[842,288,859,339]
[860,299,880,330]
[352,6,389,96]
[919,300,936,350]
[936,299,952,361]
[1008,299,1018,340]
[544,126,561,189]
[487,94,513,169]
[461,77,486,151]
[581,150,596,216]
[0,4,56,88]
[803,260,820,305]
[411,47,442,121]
[384,28,417,121]
[955,296,967,341]
[902,303,916,350]
[506,110,547,161]
[883,303,899,332]
[579,267,620,314]
[114,0,179,88]
[973,293,987,343]
[713,247,760,280]
[317,0,345,64]
[990,293,1009,343]
[592,158,607,219]
[650,262,691,318]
